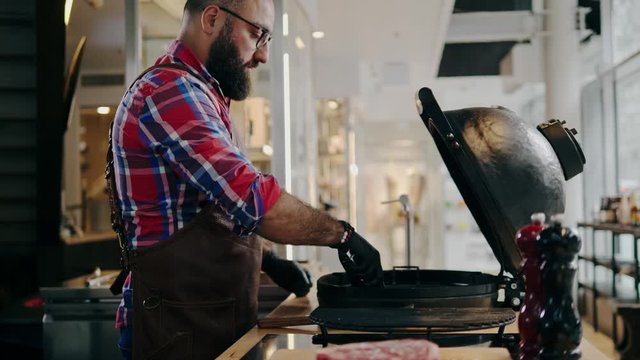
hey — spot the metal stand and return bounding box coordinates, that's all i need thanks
[381,194,414,266]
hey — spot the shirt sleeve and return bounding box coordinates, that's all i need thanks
[137,74,281,235]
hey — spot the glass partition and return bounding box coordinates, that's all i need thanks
[612,0,640,63]
[615,57,640,192]
[281,0,316,202]
[580,80,607,220]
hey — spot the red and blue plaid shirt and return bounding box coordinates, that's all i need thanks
[112,40,281,329]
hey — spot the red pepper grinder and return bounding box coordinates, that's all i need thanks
[516,212,546,360]
[538,214,582,360]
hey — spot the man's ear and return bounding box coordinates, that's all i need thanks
[200,5,220,35]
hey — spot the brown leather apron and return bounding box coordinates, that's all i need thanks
[107,63,262,359]
[130,204,261,359]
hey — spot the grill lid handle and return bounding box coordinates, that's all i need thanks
[537,119,586,180]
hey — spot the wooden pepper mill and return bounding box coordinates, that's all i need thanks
[538,214,582,359]
[516,213,546,360]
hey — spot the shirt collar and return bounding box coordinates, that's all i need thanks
[158,40,230,106]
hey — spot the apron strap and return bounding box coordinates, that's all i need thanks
[106,62,209,295]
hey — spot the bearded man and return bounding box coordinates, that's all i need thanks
[108,0,384,358]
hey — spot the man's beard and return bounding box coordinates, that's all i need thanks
[205,21,256,100]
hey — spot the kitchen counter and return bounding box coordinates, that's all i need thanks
[217,294,614,360]
[41,270,122,360]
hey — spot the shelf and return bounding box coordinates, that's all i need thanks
[578,222,640,237]
[62,231,117,245]
[579,219,640,343]
[579,255,638,277]
[579,282,639,303]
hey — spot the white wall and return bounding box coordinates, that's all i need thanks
[294,0,318,29]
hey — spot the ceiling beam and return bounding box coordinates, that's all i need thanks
[445,11,540,44]
[429,0,456,78]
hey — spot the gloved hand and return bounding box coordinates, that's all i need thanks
[261,250,313,297]
[331,221,384,287]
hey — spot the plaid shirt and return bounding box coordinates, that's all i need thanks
[113,40,281,329]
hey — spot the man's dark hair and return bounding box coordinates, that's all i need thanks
[184,0,244,13]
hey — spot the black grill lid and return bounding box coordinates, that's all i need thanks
[415,88,584,275]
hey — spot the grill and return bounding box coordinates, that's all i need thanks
[310,87,585,357]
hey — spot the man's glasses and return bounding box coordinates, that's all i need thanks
[218,6,272,49]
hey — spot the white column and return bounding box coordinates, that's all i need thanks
[544,0,583,227]
[599,0,618,195]
[270,0,287,189]
[125,0,141,86]
[268,0,293,259]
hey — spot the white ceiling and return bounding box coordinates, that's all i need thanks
[66,0,182,73]
[65,0,545,77]
[65,0,543,121]
[66,0,126,73]
[315,0,452,67]
[312,0,454,111]
[139,1,181,38]
[66,0,453,76]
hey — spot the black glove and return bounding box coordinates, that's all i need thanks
[331,221,384,287]
[261,250,313,297]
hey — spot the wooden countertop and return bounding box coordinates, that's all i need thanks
[270,347,512,360]
[217,294,614,360]
[268,341,609,360]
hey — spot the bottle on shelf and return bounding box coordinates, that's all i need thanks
[618,194,631,225]
[629,192,639,226]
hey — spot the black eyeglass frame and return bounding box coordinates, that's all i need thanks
[218,6,272,49]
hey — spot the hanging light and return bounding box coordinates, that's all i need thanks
[64,0,73,26]
[97,106,111,115]
[282,13,289,36]
[261,144,273,156]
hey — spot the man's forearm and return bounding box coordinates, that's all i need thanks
[256,192,343,247]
